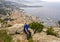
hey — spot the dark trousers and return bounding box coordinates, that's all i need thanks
[24,29,31,40]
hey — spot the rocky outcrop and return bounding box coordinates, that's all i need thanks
[5,9,40,25]
[7,24,24,34]
[32,32,60,42]
[9,29,60,42]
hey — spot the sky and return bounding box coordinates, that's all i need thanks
[6,0,60,6]
[7,0,60,2]
[42,0,60,2]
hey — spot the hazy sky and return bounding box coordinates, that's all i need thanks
[7,0,60,2]
[6,0,60,6]
[42,0,60,2]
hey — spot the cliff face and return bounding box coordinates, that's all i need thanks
[0,0,41,30]
[7,10,40,25]
[0,1,40,25]
[0,1,24,15]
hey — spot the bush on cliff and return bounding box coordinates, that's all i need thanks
[46,27,58,37]
[29,22,44,33]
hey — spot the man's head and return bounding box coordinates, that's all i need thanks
[24,22,29,25]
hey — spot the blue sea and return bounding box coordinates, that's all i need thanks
[21,2,60,21]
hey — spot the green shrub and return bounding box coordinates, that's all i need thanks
[28,38,34,42]
[46,27,58,37]
[29,22,44,33]
[0,30,12,42]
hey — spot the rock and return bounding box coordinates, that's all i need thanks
[12,34,28,42]
[32,32,60,42]
[7,24,24,34]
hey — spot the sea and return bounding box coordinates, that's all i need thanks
[20,2,60,21]
[6,0,60,21]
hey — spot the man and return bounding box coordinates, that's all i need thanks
[24,23,31,40]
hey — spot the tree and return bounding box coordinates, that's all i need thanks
[58,21,60,25]
[58,21,60,27]
[29,22,44,33]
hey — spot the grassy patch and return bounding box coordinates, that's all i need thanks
[46,27,58,37]
[28,38,34,42]
[0,30,12,42]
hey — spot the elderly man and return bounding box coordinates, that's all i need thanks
[24,23,31,40]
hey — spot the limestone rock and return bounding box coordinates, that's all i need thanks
[7,24,24,34]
